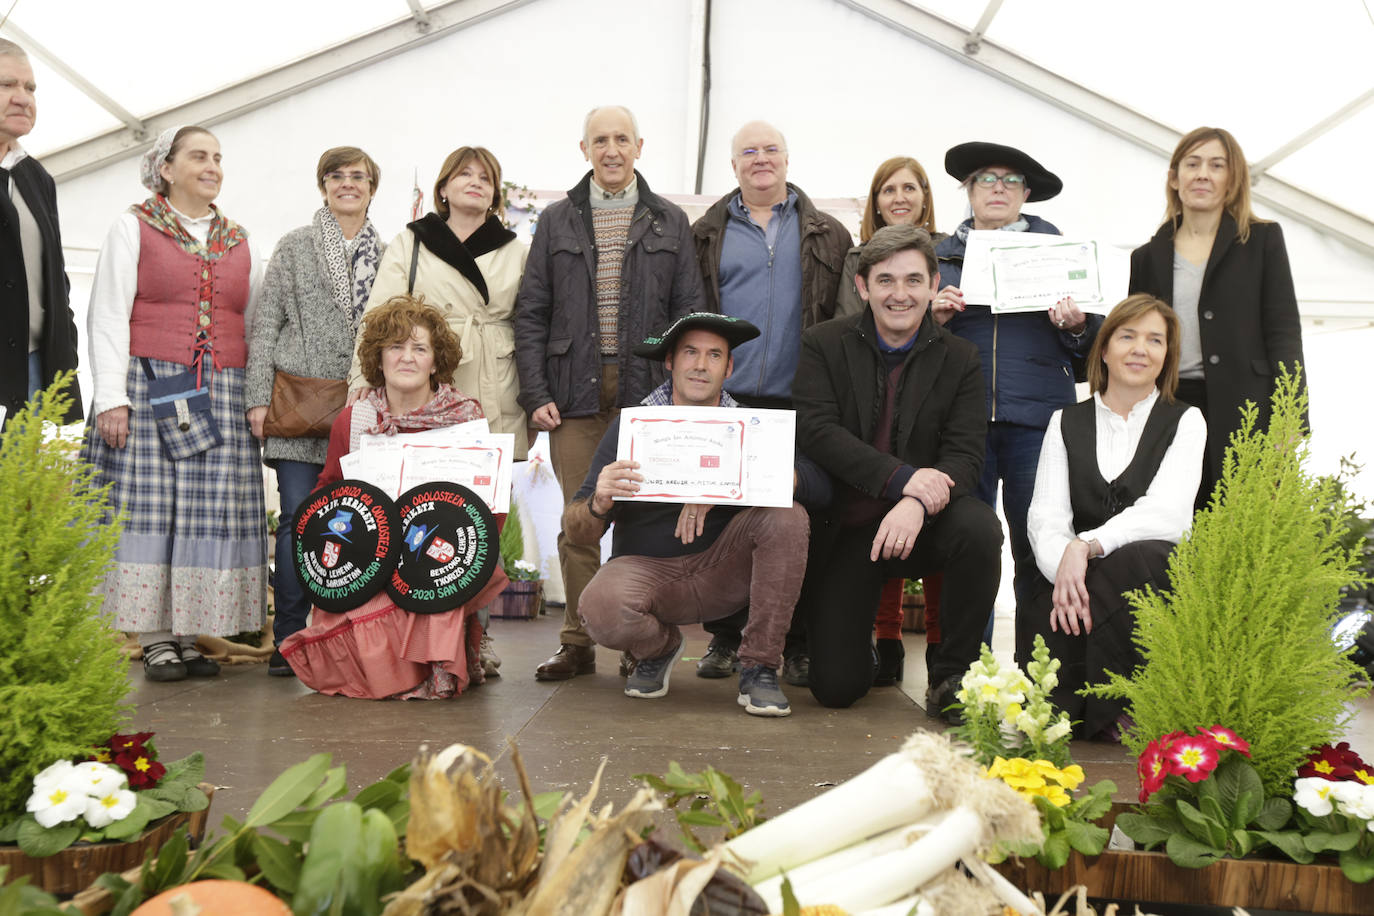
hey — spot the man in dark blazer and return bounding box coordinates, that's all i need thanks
[794,225,1002,720]
[0,39,80,429]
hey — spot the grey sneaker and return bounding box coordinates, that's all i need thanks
[624,638,684,699]
[696,639,739,678]
[781,651,809,687]
[738,665,791,717]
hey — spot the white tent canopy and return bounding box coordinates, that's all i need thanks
[7,0,1374,490]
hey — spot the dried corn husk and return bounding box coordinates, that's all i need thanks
[382,742,542,916]
[512,761,661,916]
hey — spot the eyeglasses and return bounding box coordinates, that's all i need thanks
[324,171,372,184]
[737,145,785,161]
[973,172,1026,189]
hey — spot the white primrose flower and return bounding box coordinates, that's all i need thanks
[1294,777,1338,817]
[32,760,77,789]
[84,787,138,828]
[72,761,128,795]
[1335,782,1374,821]
[26,772,90,827]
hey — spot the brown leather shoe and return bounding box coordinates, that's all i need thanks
[535,643,596,681]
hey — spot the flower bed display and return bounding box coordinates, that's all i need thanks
[0,783,214,897]
[995,803,1374,914]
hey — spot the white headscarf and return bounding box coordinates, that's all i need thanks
[139,125,187,192]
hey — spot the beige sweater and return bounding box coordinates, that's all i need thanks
[351,228,530,458]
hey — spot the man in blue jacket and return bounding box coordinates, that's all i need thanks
[689,120,851,685]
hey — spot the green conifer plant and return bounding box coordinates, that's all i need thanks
[0,374,130,818]
[1090,368,1369,796]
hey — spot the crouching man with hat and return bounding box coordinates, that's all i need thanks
[565,313,829,716]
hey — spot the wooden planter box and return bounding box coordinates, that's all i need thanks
[491,580,543,620]
[994,804,1374,914]
[901,592,925,632]
[0,783,214,896]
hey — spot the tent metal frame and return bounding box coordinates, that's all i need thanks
[9,0,1374,255]
[19,0,536,182]
[841,0,1374,256]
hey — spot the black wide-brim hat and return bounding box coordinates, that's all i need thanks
[633,312,761,361]
[944,141,1063,202]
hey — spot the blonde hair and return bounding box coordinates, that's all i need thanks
[433,146,503,221]
[860,156,936,242]
[1085,294,1181,401]
[1164,127,1267,245]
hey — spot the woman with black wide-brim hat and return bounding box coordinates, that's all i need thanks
[931,141,1103,667]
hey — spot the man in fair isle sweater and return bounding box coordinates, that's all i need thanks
[514,105,705,681]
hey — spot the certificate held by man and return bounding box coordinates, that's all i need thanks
[615,406,796,507]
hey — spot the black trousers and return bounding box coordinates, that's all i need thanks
[1018,539,1175,738]
[806,496,1003,708]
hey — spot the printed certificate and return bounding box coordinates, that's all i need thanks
[958,230,1127,314]
[397,435,514,513]
[339,427,512,513]
[989,241,1103,312]
[615,406,795,508]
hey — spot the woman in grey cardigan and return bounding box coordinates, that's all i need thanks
[245,146,384,674]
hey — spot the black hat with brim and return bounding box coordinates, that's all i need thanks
[944,141,1063,202]
[633,312,761,362]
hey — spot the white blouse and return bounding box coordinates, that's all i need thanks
[1027,389,1206,584]
[87,207,264,416]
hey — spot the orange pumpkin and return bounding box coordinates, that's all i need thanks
[131,880,292,916]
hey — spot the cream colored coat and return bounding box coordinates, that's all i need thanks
[351,228,530,458]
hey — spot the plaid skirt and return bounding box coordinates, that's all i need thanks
[80,358,267,636]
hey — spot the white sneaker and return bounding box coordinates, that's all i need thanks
[479,632,501,677]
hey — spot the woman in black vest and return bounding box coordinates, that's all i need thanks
[1024,294,1206,739]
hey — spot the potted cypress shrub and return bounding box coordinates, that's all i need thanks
[0,377,213,894]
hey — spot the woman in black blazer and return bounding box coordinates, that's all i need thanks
[1128,127,1303,501]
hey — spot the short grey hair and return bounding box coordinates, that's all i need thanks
[730,121,788,159]
[0,38,29,59]
[857,225,938,280]
[582,105,640,145]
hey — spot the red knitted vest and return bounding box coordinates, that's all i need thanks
[128,221,251,368]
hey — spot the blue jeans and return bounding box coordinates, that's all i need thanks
[27,352,42,399]
[975,422,1046,650]
[272,459,325,646]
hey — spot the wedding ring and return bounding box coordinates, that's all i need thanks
[1057,319,1066,327]
[688,513,697,518]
